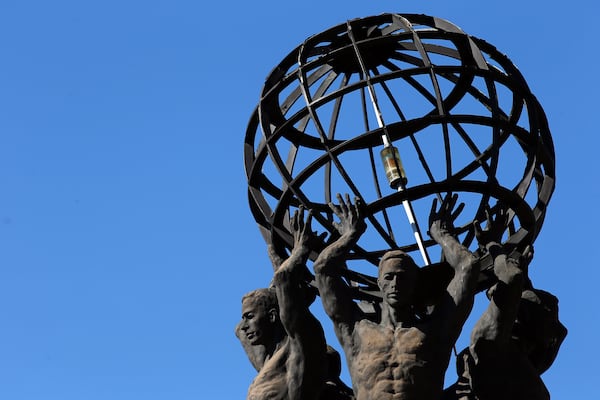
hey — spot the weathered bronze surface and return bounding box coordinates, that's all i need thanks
[244,13,555,292]
[236,208,353,400]
[311,194,480,400]
[443,250,567,400]
[239,13,565,400]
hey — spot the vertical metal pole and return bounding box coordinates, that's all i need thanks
[363,78,431,265]
[347,22,430,265]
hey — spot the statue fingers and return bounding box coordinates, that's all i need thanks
[450,202,465,222]
[429,197,439,223]
[304,209,313,234]
[328,201,342,217]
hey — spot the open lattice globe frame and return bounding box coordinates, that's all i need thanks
[244,13,555,292]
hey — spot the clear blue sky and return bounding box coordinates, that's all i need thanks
[0,1,596,399]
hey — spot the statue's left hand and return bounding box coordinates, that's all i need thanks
[474,205,508,250]
[328,193,367,238]
[290,206,327,253]
[428,193,464,240]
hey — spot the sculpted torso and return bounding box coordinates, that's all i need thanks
[310,194,478,400]
[348,319,446,400]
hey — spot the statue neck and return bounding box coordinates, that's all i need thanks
[263,331,286,363]
[381,303,415,329]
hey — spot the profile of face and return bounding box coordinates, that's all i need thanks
[515,289,567,373]
[377,252,418,308]
[240,295,278,346]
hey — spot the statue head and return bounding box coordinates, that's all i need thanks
[377,250,419,308]
[240,288,281,346]
[514,288,567,373]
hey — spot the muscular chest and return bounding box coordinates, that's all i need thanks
[354,321,428,356]
[349,321,446,399]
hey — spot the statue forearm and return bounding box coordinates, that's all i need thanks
[432,229,476,271]
[313,233,358,275]
[471,254,524,347]
[314,271,356,333]
[279,246,311,275]
[494,254,523,286]
[274,263,309,334]
[429,202,480,339]
[312,194,364,327]
[313,236,357,324]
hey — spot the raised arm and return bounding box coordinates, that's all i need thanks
[313,194,366,335]
[428,194,479,339]
[271,206,321,336]
[272,207,328,400]
[470,253,526,352]
[266,240,285,274]
[470,208,529,350]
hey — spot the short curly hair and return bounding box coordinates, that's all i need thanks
[241,287,279,314]
[378,250,418,277]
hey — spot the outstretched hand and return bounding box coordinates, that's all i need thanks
[328,193,367,238]
[474,205,508,250]
[267,206,326,272]
[428,193,464,241]
[290,206,326,252]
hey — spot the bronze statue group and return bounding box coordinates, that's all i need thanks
[236,194,566,400]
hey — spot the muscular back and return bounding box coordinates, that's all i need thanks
[345,319,448,400]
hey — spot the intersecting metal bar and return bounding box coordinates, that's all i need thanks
[346,21,431,265]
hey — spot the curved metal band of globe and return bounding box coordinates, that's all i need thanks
[257,46,551,190]
[245,13,555,295]
[246,113,553,246]
[248,179,537,298]
[246,117,553,278]
[256,70,553,204]
[261,66,530,151]
[257,114,546,185]
[262,18,530,130]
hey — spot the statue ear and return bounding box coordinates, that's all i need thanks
[268,308,278,323]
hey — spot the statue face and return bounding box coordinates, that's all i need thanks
[240,297,275,346]
[378,258,417,308]
[516,290,567,373]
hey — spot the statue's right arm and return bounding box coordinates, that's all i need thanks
[470,245,526,350]
[428,194,479,341]
[313,194,366,341]
[271,207,319,337]
[313,236,358,326]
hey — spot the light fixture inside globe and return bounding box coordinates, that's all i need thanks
[380,145,407,189]
[244,13,555,294]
